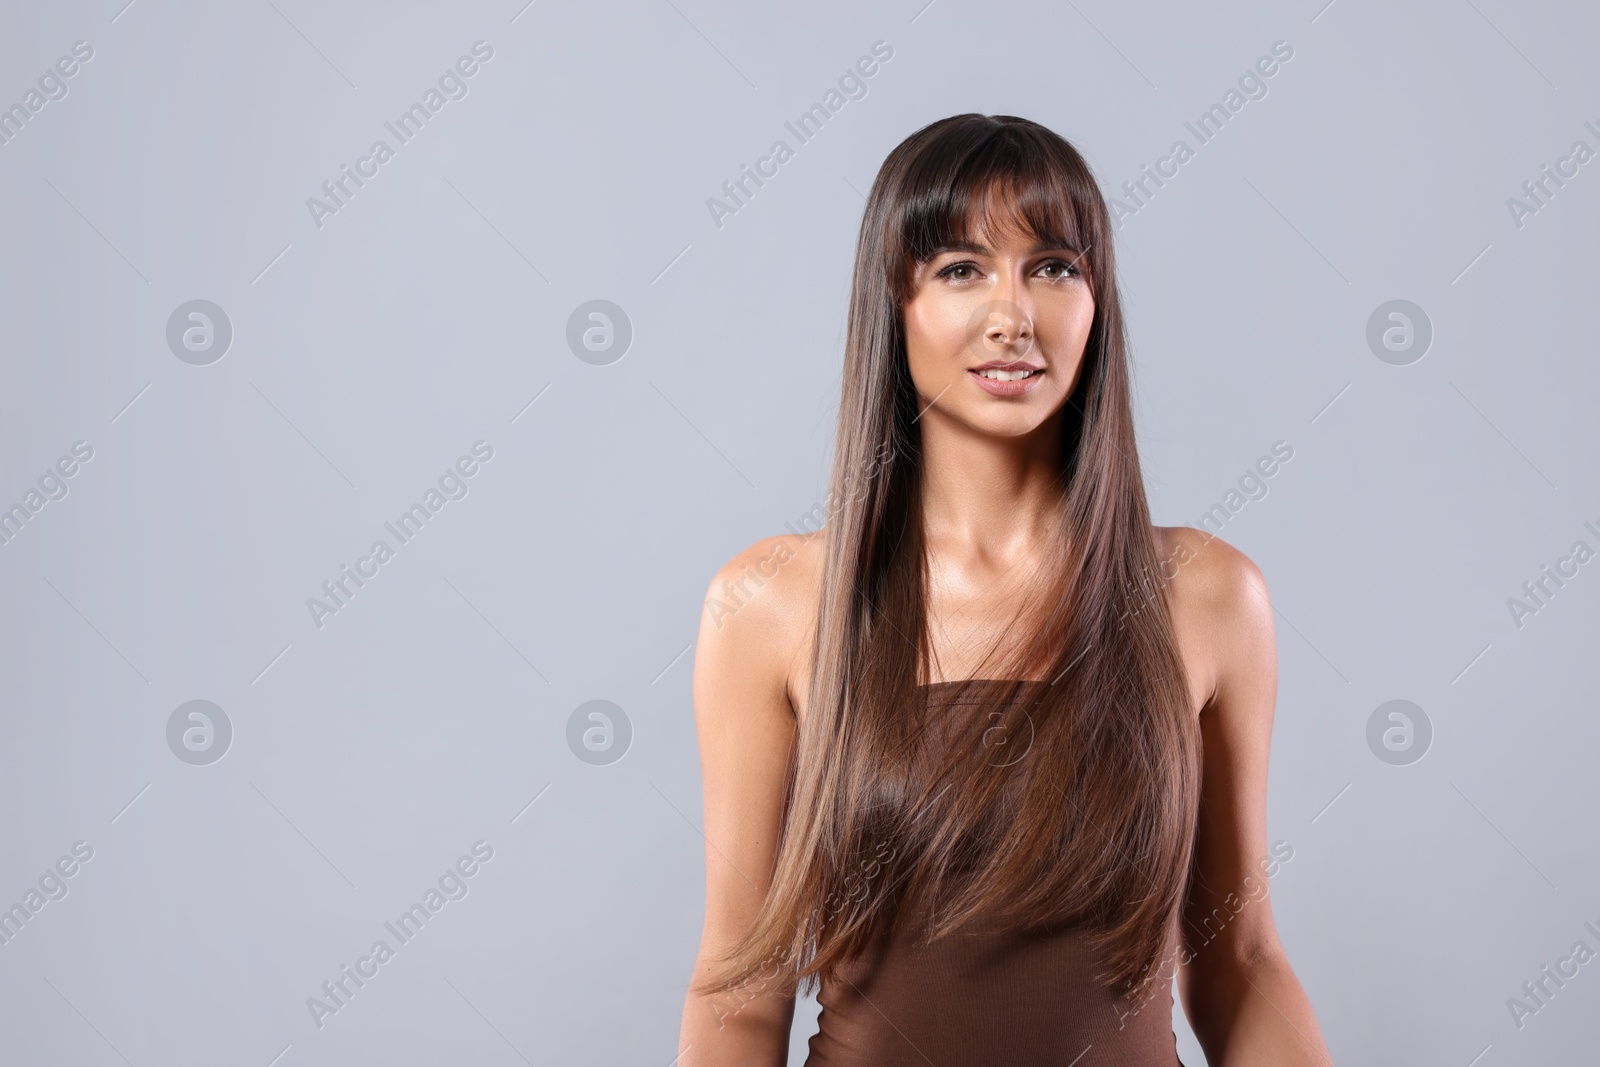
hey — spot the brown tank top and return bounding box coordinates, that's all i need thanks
[803,679,1188,1067]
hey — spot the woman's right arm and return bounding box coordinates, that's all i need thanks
[676,537,810,1067]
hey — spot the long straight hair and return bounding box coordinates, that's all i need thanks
[697,114,1201,1002]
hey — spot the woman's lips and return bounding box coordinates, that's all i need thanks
[968,368,1044,397]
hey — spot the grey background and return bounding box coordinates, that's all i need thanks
[0,0,1595,1064]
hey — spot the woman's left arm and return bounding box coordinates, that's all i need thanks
[1172,534,1333,1066]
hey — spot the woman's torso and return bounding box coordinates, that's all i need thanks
[801,678,1188,1067]
[768,526,1207,1064]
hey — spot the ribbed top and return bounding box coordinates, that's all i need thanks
[802,680,1187,1067]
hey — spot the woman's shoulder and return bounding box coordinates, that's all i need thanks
[1153,525,1268,601]
[1151,525,1274,712]
[702,530,828,619]
[697,530,829,710]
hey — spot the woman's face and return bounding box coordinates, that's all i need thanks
[901,214,1095,438]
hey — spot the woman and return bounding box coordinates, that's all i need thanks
[676,114,1332,1066]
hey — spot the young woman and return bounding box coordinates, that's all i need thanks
[676,114,1332,1066]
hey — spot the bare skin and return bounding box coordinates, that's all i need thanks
[677,218,1333,1066]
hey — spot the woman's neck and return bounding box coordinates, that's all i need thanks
[917,409,1067,556]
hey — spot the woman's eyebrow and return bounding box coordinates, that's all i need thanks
[929,238,1085,257]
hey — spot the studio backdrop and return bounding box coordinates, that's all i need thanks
[0,1,1596,1064]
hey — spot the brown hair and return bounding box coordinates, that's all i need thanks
[696,113,1201,1001]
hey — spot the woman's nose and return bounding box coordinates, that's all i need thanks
[979,299,1034,347]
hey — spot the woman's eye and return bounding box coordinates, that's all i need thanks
[933,259,1081,282]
